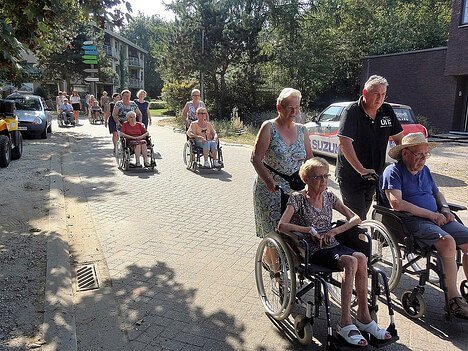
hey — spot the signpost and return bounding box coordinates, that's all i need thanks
[82,41,98,94]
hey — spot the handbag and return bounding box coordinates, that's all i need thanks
[263,162,305,191]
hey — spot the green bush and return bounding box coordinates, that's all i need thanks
[161,81,198,114]
[149,100,167,109]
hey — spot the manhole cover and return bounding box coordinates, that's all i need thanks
[76,264,99,291]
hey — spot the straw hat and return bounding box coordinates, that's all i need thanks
[388,132,437,160]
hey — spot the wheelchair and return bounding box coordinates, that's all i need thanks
[89,109,104,124]
[115,134,157,171]
[183,138,223,171]
[58,111,75,127]
[369,189,468,320]
[255,222,399,348]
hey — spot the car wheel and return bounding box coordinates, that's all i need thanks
[0,135,12,168]
[47,122,52,133]
[40,128,47,139]
[11,131,23,160]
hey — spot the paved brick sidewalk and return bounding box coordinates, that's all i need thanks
[61,119,467,351]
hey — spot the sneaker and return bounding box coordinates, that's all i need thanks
[213,160,221,167]
[447,296,468,319]
[203,160,210,167]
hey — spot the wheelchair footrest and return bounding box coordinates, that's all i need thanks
[332,335,369,350]
[361,323,399,349]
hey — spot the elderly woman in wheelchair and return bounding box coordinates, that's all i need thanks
[186,107,222,168]
[255,157,398,348]
[117,111,156,170]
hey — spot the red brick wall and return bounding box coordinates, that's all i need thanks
[361,48,458,133]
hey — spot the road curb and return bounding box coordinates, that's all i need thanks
[42,153,77,351]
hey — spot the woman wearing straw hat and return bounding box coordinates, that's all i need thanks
[381,132,468,319]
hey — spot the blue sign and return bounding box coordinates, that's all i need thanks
[81,45,97,51]
[84,50,98,55]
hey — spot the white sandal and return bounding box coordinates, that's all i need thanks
[336,324,368,346]
[355,320,390,341]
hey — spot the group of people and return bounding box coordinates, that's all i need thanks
[251,76,468,347]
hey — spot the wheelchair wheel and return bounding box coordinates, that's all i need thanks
[116,139,129,171]
[58,114,64,127]
[401,290,426,319]
[255,232,296,321]
[294,314,313,345]
[183,141,195,170]
[460,280,468,300]
[361,219,402,291]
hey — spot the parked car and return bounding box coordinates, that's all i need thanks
[304,102,428,162]
[6,93,52,139]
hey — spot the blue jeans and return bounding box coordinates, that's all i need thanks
[195,140,217,153]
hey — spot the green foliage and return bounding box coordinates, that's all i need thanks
[161,80,198,113]
[0,0,130,80]
[149,100,167,109]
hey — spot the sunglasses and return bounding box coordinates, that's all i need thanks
[310,174,330,181]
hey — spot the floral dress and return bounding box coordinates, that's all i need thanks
[253,121,307,238]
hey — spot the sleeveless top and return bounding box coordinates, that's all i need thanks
[186,100,205,123]
[114,100,139,123]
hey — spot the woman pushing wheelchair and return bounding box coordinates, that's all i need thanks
[277,157,392,347]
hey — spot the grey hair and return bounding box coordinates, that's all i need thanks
[299,157,329,183]
[126,111,136,119]
[364,75,388,91]
[276,88,302,107]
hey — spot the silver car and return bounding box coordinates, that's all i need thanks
[6,93,52,139]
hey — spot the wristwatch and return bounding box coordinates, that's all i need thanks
[441,204,450,209]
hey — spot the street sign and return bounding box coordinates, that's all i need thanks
[82,55,98,60]
[83,60,98,65]
[81,45,97,51]
[84,68,99,73]
[84,77,99,82]
[84,50,98,55]
[83,40,94,45]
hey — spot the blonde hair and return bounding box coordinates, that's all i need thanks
[276,88,301,107]
[299,157,329,182]
[364,75,388,91]
[136,89,146,98]
[120,89,131,96]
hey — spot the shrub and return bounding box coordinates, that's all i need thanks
[161,81,198,114]
[149,100,167,109]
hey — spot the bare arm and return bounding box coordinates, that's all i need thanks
[112,105,120,125]
[182,103,189,119]
[435,191,455,222]
[251,121,276,192]
[385,188,448,226]
[135,107,142,122]
[302,125,314,160]
[338,135,375,175]
[277,204,311,234]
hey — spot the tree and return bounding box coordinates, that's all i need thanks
[121,14,166,98]
[0,0,131,80]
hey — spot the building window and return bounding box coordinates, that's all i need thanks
[463,0,468,25]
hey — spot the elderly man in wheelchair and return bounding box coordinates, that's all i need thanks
[380,132,468,319]
[186,107,222,169]
[256,157,398,348]
[116,111,156,170]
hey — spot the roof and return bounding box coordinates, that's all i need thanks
[329,101,411,109]
[104,28,148,54]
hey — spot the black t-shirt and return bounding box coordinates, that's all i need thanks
[336,97,403,186]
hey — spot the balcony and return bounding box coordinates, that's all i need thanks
[128,78,142,88]
[128,56,141,67]
[103,44,112,56]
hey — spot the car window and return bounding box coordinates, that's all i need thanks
[11,97,41,111]
[319,106,343,122]
[393,107,416,124]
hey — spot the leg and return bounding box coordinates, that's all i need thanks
[337,255,358,326]
[441,221,468,280]
[134,144,142,166]
[460,243,468,280]
[209,141,218,160]
[141,143,148,165]
[354,252,372,323]
[112,132,118,150]
[434,235,459,300]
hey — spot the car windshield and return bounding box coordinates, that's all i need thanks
[11,97,40,111]
[319,106,343,122]
[393,107,417,124]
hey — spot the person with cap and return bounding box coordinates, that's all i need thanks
[336,75,404,220]
[381,132,468,319]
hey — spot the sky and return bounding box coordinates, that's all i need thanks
[124,0,175,20]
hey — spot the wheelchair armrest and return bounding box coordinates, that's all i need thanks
[448,203,467,212]
[374,205,412,219]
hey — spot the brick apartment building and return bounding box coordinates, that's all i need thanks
[361,0,468,133]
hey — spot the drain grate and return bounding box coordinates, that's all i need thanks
[76,264,99,291]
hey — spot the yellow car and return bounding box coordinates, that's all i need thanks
[0,99,23,168]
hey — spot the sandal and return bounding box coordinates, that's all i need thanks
[336,324,368,347]
[355,320,391,341]
[447,296,468,320]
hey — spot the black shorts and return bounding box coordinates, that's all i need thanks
[309,243,356,270]
[72,103,80,111]
[108,118,117,134]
